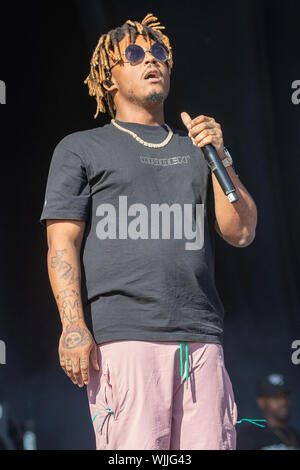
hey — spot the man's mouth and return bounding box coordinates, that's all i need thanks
[145,77,162,83]
[143,69,162,82]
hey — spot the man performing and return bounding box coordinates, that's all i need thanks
[40,13,257,450]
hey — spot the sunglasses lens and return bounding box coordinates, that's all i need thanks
[125,44,144,63]
[151,43,169,61]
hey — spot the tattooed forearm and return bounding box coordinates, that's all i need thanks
[56,288,84,325]
[51,249,79,286]
[61,322,92,349]
[47,243,87,330]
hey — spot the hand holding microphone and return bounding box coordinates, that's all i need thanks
[181,112,238,204]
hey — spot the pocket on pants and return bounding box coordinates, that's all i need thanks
[225,370,238,428]
[101,360,118,417]
[223,365,238,428]
[91,360,118,446]
[90,351,131,448]
[217,347,238,429]
[231,400,238,427]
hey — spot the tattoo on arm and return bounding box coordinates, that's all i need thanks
[56,288,84,324]
[51,249,79,286]
[61,322,91,350]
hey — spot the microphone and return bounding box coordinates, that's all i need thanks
[201,144,239,203]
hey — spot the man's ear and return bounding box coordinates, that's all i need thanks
[103,80,117,93]
[103,70,118,93]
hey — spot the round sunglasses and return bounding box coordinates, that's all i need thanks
[111,42,170,68]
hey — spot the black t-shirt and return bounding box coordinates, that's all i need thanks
[40,120,225,345]
[237,423,300,450]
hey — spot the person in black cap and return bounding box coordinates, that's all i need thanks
[237,373,300,450]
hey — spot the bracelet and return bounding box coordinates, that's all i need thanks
[222,147,239,177]
[222,147,233,168]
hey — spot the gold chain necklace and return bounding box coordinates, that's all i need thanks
[111,119,173,148]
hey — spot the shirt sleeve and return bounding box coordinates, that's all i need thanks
[39,142,91,228]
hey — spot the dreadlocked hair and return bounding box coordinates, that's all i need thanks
[84,13,173,119]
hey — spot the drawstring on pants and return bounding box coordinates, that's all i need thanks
[237,419,266,427]
[93,408,114,444]
[179,341,189,389]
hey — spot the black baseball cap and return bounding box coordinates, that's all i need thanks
[256,373,290,398]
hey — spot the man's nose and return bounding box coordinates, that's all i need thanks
[144,52,158,65]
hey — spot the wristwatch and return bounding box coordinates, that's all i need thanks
[222,146,239,177]
[222,146,233,167]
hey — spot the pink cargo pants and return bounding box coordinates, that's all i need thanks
[86,340,238,450]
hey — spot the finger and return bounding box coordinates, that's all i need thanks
[59,354,66,373]
[66,369,77,385]
[195,135,215,148]
[195,126,222,143]
[190,115,211,127]
[193,129,216,145]
[73,371,84,387]
[66,373,77,385]
[189,121,215,138]
[80,356,89,385]
[72,359,84,388]
[65,358,77,384]
[65,357,73,374]
[68,373,78,385]
[180,111,192,130]
[91,344,100,371]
